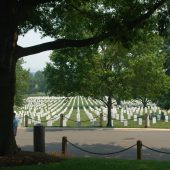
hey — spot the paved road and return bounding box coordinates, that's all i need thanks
[16,127,170,160]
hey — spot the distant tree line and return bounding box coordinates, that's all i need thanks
[28,71,47,95]
[15,61,47,107]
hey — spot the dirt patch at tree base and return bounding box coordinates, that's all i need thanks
[0,151,66,167]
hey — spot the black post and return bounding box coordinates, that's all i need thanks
[100,113,103,127]
[60,114,63,127]
[137,140,142,160]
[62,136,67,155]
[34,125,45,152]
[25,115,28,127]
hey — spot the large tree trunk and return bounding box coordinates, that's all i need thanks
[0,67,18,155]
[107,96,112,127]
[0,0,18,155]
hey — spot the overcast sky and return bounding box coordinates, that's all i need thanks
[18,30,54,72]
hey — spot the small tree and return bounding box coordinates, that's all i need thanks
[131,35,170,108]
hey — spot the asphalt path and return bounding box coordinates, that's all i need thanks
[16,127,170,160]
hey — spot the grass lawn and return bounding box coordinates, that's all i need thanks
[1,157,170,170]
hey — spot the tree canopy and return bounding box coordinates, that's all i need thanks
[44,42,134,127]
[130,35,170,107]
[16,0,168,58]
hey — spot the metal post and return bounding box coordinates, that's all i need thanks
[62,136,67,155]
[34,125,45,152]
[100,113,103,127]
[60,114,63,127]
[25,115,28,127]
[137,140,142,160]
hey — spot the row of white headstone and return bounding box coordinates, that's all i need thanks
[15,96,170,127]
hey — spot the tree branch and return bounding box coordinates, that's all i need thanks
[68,2,101,21]
[128,0,166,28]
[99,97,108,106]
[16,33,110,58]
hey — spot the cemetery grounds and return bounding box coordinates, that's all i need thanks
[15,96,170,128]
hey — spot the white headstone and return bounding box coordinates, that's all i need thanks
[157,114,161,121]
[127,114,131,120]
[152,117,156,124]
[111,120,114,127]
[134,115,137,121]
[124,120,128,127]
[47,120,52,126]
[147,116,150,127]
[120,115,124,122]
[116,114,119,120]
[63,120,67,127]
[138,118,142,125]
[28,119,32,125]
[165,116,169,122]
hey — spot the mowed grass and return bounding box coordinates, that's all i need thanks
[1,158,170,170]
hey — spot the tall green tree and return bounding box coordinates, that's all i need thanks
[130,35,170,108]
[0,0,167,155]
[44,42,134,127]
[84,43,134,127]
[156,31,170,110]
[45,34,170,127]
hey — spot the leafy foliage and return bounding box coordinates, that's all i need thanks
[19,1,168,44]
[44,46,96,96]
[15,59,29,107]
[157,91,170,110]
[130,35,170,107]
[44,33,170,106]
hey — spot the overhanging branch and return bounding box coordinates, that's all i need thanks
[16,33,109,58]
[16,0,166,58]
[128,0,166,28]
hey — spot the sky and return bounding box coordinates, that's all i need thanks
[18,30,54,72]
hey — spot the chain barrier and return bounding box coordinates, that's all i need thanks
[25,114,155,123]
[64,115,99,123]
[21,112,149,127]
[142,144,170,155]
[46,114,61,121]
[67,139,136,156]
[80,116,99,123]
[29,116,49,122]
[110,117,137,121]
[64,117,77,122]
[27,114,99,124]
[27,114,61,122]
